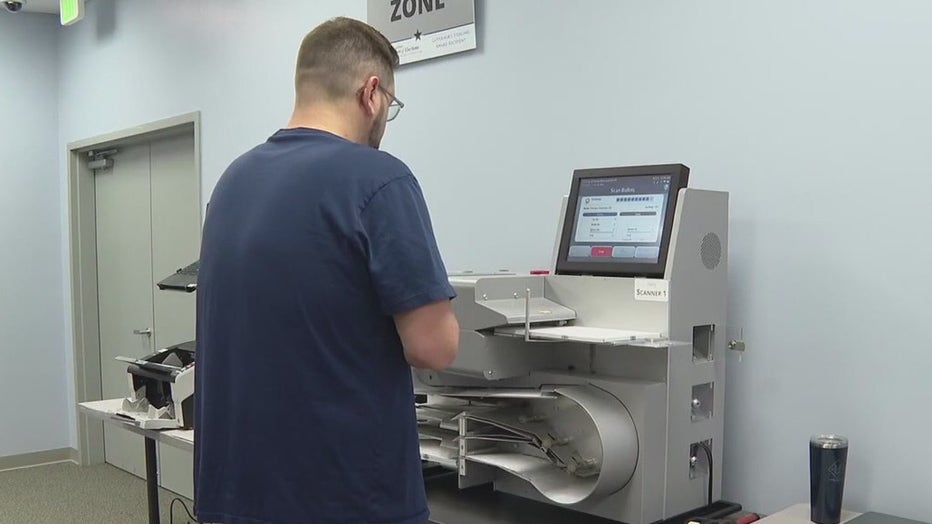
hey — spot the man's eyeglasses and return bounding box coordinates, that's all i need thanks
[378,85,405,122]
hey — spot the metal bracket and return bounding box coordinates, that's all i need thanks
[524,288,532,342]
[727,339,746,352]
[728,327,746,352]
[88,148,118,171]
[521,287,556,344]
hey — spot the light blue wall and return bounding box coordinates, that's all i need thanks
[0,12,69,457]
[39,0,932,519]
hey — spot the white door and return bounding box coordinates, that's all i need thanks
[96,142,154,481]
[150,133,200,498]
[95,132,199,498]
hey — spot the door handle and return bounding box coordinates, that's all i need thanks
[133,328,153,336]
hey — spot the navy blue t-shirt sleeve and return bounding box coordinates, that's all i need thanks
[361,174,456,315]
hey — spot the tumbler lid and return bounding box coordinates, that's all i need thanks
[811,434,848,449]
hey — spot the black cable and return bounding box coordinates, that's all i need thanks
[698,441,714,508]
[170,497,199,524]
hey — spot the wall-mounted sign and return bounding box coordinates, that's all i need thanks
[368,0,477,65]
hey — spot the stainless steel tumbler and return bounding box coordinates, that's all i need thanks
[810,435,848,524]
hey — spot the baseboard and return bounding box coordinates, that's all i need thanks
[0,447,79,472]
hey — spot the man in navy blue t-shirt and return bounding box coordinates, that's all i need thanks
[194,17,460,524]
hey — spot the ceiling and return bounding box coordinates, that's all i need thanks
[20,0,61,14]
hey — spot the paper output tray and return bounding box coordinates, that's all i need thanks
[494,325,671,347]
[419,386,639,506]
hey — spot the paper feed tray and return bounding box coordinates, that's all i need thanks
[157,261,199,292]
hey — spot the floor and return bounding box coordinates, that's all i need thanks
[0,461,193,524]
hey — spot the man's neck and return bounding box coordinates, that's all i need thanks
[286,104,365,145]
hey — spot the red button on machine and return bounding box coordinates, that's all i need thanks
[591,246,612,257]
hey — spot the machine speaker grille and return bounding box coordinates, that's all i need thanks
[700,232,722,270]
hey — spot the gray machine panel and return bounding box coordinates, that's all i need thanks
[451,275,577,331]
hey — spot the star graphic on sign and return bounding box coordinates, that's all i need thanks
[414,29,422,41]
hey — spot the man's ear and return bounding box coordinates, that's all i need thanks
[360,75,380,116]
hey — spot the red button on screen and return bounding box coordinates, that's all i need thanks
[591,246,612,257]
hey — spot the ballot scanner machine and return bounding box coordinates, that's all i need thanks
[415,164,729,523]
[113,262,199,430]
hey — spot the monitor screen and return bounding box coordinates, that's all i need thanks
[555,164,689,278]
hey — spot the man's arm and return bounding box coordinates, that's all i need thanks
[394,299,459,370]
[360,172,459,369]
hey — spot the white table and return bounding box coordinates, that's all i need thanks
[89,400,859,524]
[78,399,193,524]
[78,399,193,450]
[758,504,861,524]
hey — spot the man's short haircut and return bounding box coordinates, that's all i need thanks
[295,17,400,104]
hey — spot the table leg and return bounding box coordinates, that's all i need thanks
[145,437,160,524]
